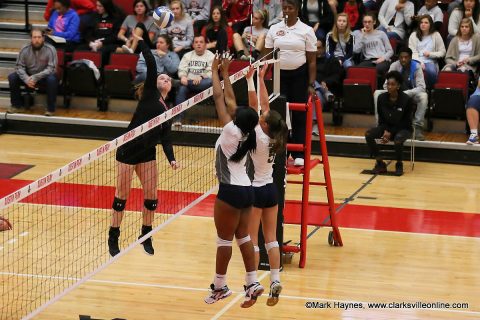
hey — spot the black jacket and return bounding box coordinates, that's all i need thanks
[316,56,343,94]
[377,91,413,133]
[301,0,334,32]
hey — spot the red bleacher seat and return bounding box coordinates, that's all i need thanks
[342,67,377,113]
[104,53,139,101]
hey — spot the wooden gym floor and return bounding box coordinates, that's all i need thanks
[0,134,479,320]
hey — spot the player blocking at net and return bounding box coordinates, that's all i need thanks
[245,64,288,306]
[204,54,264,308]
[108,33,179,257]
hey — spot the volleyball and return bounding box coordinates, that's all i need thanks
[153,6,174,29]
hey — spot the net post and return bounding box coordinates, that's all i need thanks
[273,48,280,96]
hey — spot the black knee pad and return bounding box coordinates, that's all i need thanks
[112,197,126,212]
[144,199,158,211]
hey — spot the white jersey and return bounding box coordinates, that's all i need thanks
[215,121,251,186]
[248,125,275,187]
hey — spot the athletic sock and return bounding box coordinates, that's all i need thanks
[213,273,226,289]
[245,271,258,286]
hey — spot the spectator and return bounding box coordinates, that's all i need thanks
[448,0,480,38]
[253,0,283,27]
[233,9,268,61]
[354,13,394,88]
[414,0,444,31]
[377,0,414,41]
[174,35,215,125]
[82,0,125,65]
[444,18,480,73]
[263,0,317,166]
[222,0,252,34]
[201,5,234,53]
[408,15,446,88]
[326,13,355,69]
[44,0,96,34]
[465,79,480,144]
[374,47,428,140]
[7,29,58,116]
[338,0,366,31]
[183,0,210,35]
[301,0,334,41]
[117,0,156,54]
[135,34,180,84]
[314,37,342,119]
[365,71,413,176]
[363,0,378,11]
[46,0,81,52]
[160,0,194,59]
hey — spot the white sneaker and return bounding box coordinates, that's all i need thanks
[266,281,282,306]
[466,133,479,145]
[204,284,232,304]
[122,45,134,54]
[241,282,264,308]
[172,121,182,127]
[294,158,304,166]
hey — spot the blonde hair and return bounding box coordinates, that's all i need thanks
[332,13,352,43]
[255,9,269,28]
[134,82,144,100]
[170,0,185,19]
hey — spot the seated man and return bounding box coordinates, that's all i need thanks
[374,46,428,140]
[365,71,413,176]
[466,79,480,144]
[174,35,214,125]
[8,29,58,116]
[134,34,180,84]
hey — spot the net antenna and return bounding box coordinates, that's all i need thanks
[0,57,280,320]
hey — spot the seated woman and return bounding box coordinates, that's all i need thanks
[46,0,81,52]
[377,0,414,41]
[134,34,180,84]
[233,9,268,62]
[448,0,480,40]
[354,13,394,88]
[117,0,156,54]
[223,0,251,34]
[159,0,194,60]
[365,71,413,176]
[325,13,355,69]
[443,18,480,73]
[201,5,234,53]
[408,15,446,88]
[44,0,96,34]
[301,0,334,41]
[82,0,125,65]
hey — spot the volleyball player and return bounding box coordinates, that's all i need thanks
[204,54,264,308]
[108,34,179,257]
[244,65,288,306]
[0,216,12,232]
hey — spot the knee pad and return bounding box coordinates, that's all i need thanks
[112,197,126,212]
[253,245,260,252]
[236,235,251,247]
[265,241,279,252]
[217,237,233,247]
[144,199,158,211]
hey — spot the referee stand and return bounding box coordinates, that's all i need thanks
[282,95,343,268]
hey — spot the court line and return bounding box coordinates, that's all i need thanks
[210,271,270,320]
[2,270,478,317]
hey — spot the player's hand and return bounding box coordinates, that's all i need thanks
[0,217,12,231]
[259,64,268,78]
[212,52,222,71]
[220,52,233,74]
[246,65,256,79]
[170,161,180,170]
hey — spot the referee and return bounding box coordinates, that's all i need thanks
[263,0,317,166]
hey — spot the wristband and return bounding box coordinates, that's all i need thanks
[247,77,255,91]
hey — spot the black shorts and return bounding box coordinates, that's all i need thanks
[253,183,278,208]
[116,142,156,165]
[217,183,254,209]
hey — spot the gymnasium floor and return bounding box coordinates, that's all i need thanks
[1,134,479,320]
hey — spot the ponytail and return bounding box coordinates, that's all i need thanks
[265,110,288,154]
[230,107,259,162]
[134,82,145,100]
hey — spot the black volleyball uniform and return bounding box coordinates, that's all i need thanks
[116,40,175,165]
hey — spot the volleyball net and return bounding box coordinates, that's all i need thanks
[0,57,280,320]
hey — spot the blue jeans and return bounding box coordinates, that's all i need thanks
[378,26,403,41]
[174,78,212,119]
[8,72,58,112]
[423,62,438,88]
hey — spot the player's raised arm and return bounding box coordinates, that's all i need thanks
[212,54,232,126]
